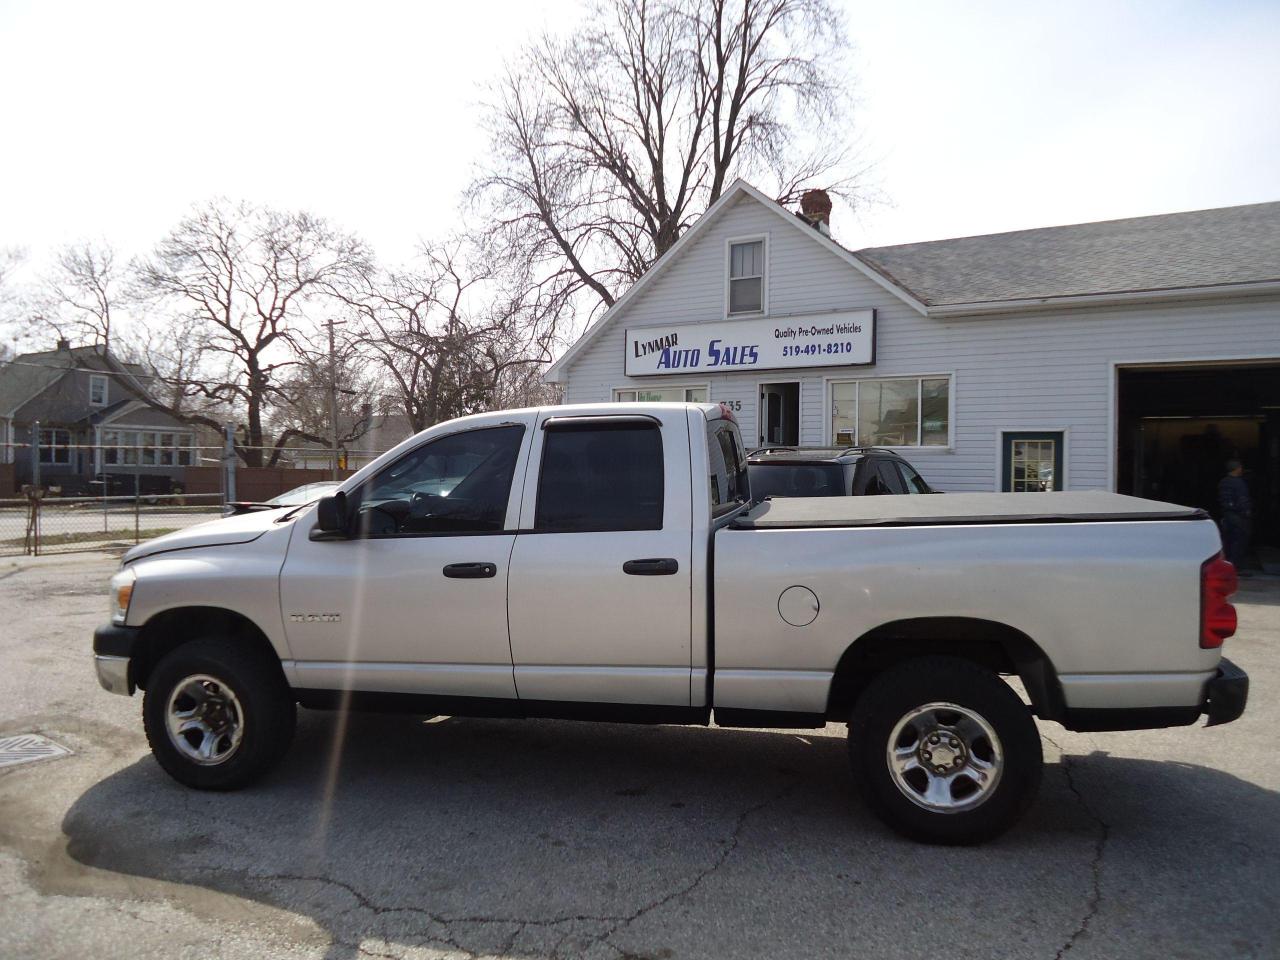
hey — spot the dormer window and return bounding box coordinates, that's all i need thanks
[89,374,108,406]
[728,238,765,314]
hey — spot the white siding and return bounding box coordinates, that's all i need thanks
[562,194,1280,492]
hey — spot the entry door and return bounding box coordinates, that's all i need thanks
[506,410,693,706]
[1001,431,1065,492]
[758,382,799,447]
[279,417,534,700]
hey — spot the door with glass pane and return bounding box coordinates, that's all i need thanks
[507,411,693,706]
[1001,432,1065,492]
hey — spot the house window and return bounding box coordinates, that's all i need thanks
[728,239,765,314]
[831,376,951,448]
[615,386,708,403]
[100,428,194,468]
[39,428,73,465]
[89,374,108,406]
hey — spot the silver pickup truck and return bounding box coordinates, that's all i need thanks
[93,402,1248,844]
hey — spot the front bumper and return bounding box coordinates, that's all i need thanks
[94,655,133,696]
[1203,657,1248,726]
[93,623,141,697]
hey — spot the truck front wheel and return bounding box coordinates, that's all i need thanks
[849,656,1042,844]
[142,638,296,790]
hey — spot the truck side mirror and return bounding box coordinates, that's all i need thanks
[315,492,348,536]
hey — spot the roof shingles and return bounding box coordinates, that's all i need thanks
[853,201,1280,307]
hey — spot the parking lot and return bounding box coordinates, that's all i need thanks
[0,553,1276,960]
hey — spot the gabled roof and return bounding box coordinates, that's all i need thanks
[855,201,1280,311]
[0,350,69,417]
[546,185,1280,382]
[0,344,160,418]
[543,179,926,382]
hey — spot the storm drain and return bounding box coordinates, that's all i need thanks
[0,734,71,769]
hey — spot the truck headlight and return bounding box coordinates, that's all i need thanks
[111,567,136,625]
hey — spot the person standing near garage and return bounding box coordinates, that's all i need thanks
[1218,459,1252,575]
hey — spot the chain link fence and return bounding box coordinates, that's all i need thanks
[0,492,226,557]
[0,437,391,558]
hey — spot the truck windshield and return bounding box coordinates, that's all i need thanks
[748,463,846,498]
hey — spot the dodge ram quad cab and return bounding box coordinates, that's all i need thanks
[93,403,1248,844]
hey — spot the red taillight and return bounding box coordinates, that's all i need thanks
[1200,553,1238,649]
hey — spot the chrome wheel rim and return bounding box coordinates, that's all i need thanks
[886,701,1003,813]
[165,674,245,766]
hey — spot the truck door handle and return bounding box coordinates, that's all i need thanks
[443,562,497,579]
[623,558,679,576]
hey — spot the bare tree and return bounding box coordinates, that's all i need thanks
[267,328,376,464]
[0,248,25,357]
[471,0,859,327]
[0,243,126,352]
[0,247,22,303]
[340,241,558,433]
[45,242,123,350]
[134,200,370,467]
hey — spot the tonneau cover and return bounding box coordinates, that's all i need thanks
[732,491,1206,530]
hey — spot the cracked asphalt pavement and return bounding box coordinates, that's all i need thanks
[1,554,1278,960]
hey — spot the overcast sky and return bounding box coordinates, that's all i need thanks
[2,0,1277,274]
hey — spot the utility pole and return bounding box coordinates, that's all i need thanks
[323,319,345,474]
[31,421,41,490]
[223,423,237,503]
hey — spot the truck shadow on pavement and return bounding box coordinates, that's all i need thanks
[58,711,1280,960]
[1235,576,1280,606]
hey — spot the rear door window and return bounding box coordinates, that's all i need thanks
[877,461,908,495]
[859,458,906,496]
[707,419,749,515]
[535,421,664,532]
[896,461,932,494]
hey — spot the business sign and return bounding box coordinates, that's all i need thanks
[624,310,875,377]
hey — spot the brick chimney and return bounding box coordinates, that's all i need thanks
[799,189,832,235]
[56,338,71,351]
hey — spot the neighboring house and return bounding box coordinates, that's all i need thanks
[363,412,415,456]
[547,179,1280,554]
[0,340,199,494]
[289,413,414,471]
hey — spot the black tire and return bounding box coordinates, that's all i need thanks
[849,655,1042,845]
[142,637,296,790]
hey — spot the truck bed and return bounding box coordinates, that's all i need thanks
[732,491,1205,529]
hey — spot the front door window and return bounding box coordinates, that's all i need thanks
[1002,432,1065,492]
[353,425,525,535]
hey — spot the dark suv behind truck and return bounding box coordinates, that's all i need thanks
[746,446,936,498]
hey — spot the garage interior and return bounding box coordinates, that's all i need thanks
[1117,362,1280,568]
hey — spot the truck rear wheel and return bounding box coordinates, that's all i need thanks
[142,638,295,790]
[849,656,1042,844]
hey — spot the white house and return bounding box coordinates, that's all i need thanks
[545,179,1280,553]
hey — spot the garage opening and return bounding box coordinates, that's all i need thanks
[1117,362,1280,569]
